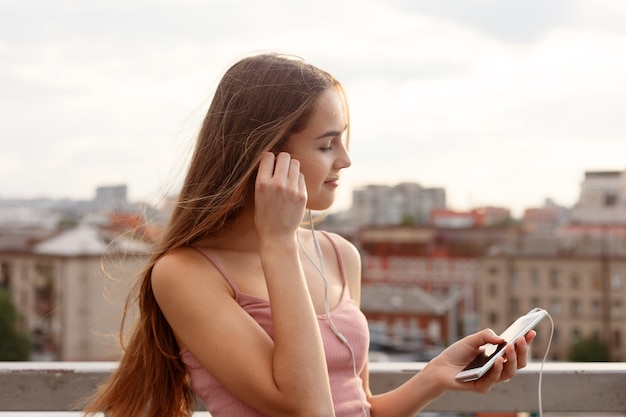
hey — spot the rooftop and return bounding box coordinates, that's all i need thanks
[32,224,151,256]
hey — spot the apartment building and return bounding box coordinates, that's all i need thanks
[480,229,626,362]
[94,184,129,212]
[350,182,446,227]
[356,226,507,354]
[571,170,626,224]
[0,224,150,361]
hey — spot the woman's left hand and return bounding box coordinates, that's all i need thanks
[427,328,536,394]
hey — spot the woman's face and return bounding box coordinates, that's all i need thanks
[285,88,352,211]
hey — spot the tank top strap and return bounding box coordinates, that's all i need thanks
[189,246,242,296]
[318,231,350,293]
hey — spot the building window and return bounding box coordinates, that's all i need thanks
[488,282,498,297]
[0,261,12,290]
[530,268,541,288]
[550,299,561,316]
[488,311,498,326]
[612,299,623,319]
[614,330,622,349]
[33,262,57,359]
[571,327,581,344]
[510,267,520,289]
[511,297,520,315]
[604,193,618,206]
[570,272,580,290]
[549,268,560,290]
[571,299,581,318]
[34,263,55,317]
[591,299,602,318]
[591,271,602,290]
[611,272,624,290]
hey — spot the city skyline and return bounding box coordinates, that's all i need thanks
[2,0,626,217]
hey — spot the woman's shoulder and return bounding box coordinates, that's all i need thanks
[320,230,360,262]
[151,246,233,299]
[317,230,362,297]
[153,247,204,276]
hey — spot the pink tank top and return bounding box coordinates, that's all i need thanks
[180,232,371,417]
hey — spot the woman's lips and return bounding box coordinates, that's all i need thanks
[324,179,339,188]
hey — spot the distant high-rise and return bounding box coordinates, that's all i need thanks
[350,182,446,226]
[571,170,626,224]
[94,184,128,212]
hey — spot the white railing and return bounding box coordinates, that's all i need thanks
[1,361,625,414]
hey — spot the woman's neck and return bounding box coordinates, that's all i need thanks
[199,205,261,252]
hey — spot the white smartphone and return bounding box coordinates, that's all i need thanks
[454,308,547,382]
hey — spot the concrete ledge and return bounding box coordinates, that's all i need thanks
[368,362,626,413]
[1,361,626,413]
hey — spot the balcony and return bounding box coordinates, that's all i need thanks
[1,361,625,415]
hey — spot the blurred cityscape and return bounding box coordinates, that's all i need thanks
[1,168,625,366]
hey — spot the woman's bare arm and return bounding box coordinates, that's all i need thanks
[152,152,334,417]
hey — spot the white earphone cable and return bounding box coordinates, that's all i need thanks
[537,309,554,417]
[297,210,369,417]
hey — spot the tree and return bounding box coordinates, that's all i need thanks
[0,290,31,360]
[567,335,609,362]
[400,215,416,225]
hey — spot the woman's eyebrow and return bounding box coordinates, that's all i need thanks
[314,125,347,140]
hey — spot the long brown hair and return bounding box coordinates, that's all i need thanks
[83,53,347,417]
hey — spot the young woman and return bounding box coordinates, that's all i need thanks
[84,53,535,417]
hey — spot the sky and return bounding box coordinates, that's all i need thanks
[1,0,626,217]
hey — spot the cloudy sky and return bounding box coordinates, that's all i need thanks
[2,0,625,216]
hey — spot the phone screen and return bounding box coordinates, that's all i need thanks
[454,309,547,382]
[459,342,506,371]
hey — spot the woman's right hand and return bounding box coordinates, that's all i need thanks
[250,152,335,415]
[254,152,307,240]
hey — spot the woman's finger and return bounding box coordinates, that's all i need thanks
[272,152,293,180]
[476,356,504,393]
[500,343,518,382]
[256,152,276,182]
[514,335,529,369]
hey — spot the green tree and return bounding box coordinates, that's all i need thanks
[400,215,416,225]
[0,290,31,360]
[568,335,609,362]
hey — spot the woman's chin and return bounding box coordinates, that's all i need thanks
[306,201,334,212]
